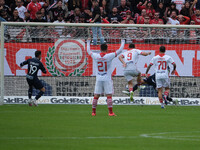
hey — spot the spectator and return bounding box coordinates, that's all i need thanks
[24,0,31,7]
[156,2,165,19]
[0,0,12,16]
[137,0,155,19]
[136,9,147,24]
[11,9,24,22]
[177,14,190,24]
[15,0,27,20]
[166,2,179,17]
[70,7,82,23]
[82,0,89,10]
[108,7,122,23]
[117,0,130,18]
[166,10,180,25]
[190,0,200,25]
[24,11,31,22]
[180,1,190,17]
[50,0,67,22]
[128,0,141,14]
[79,14,86,23]
[100,6,109,19]
[33,10,47,22]
[0,9,11,21]
[68,0,82,11]
[143,15,150,24]
[109,0,120,10]
[121,10,134,24]
[100,0,110,18]
[91,0,104,45]
[27,0,42,20]
[82,7,92,23]
[150,12,164,24]
[53,13,65,36]
[171,0,185,11]
[156,0,172,9]
[41,7,50,22]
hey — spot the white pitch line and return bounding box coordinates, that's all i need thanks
[0,136,138,140]
[140,131,200,141]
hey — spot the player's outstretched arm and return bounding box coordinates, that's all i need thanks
[118,55,126,68]
[116,39,125,56]
[40,63,47,74]
[171,63,176,75]
[20,60,28,68]
[141,52,151,56]
[87,39,92,56]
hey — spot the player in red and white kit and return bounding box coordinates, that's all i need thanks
[146,46,176,108]
[118,43,151,101]
[87,39,125,116]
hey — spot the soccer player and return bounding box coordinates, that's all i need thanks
[145,46,176,108]
[122,72,177,105]
[20,50,46,106]
[87,38,125,116]
[118,43,151,101]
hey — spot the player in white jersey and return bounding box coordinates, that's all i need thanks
[87,39,125,116]
[146,46,176,108]
[118,43,151,101]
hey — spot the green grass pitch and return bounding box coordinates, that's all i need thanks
[0,105,200,150]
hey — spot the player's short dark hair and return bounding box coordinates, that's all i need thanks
[129,43,135,48]
[35,50,41,57]
[160,46,166,53]
[101,43,107,51]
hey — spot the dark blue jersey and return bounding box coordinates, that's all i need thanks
[20,57,46,79]
[143,74,156,89]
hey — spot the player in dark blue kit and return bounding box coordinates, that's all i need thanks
[20,51,47,106]
[123,73,178,105]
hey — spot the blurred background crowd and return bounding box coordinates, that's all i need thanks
[0,0,200,25]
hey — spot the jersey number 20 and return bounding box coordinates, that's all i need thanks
[158,61,167,70]
[98,62,107,72]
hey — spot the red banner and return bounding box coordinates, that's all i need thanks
[4,40,200,77]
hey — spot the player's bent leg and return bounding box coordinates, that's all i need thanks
[92,94,100,116]
[157,88,165,109]
[28,86,33,106]
[33,87,45,106]
[106,94,116,116]
[164,87,170,105]
[137,73,142,85]
[128,80,134,102]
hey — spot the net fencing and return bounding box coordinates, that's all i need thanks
[1,22,200,104]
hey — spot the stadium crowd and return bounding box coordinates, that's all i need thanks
[0,0,200,25]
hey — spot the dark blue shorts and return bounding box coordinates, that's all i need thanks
[26,78,44,89]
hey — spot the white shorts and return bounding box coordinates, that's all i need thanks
[94,80,113,95]
[156,78,170,88]
[124,70,140,81]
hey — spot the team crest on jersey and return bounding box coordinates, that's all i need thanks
[45,39,87,76]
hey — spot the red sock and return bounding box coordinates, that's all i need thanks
[92,108,96,113]
[107,96,113,114]
[129,88,133,92]
[108,107,113,114]
[92,97,98,113]
[164,91,169,97]
[159,98,163,103]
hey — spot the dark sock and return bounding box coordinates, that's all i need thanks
[35,91,44,100]
[167,96,173,102]
[133,84,138,92]
[28,87,33,99]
